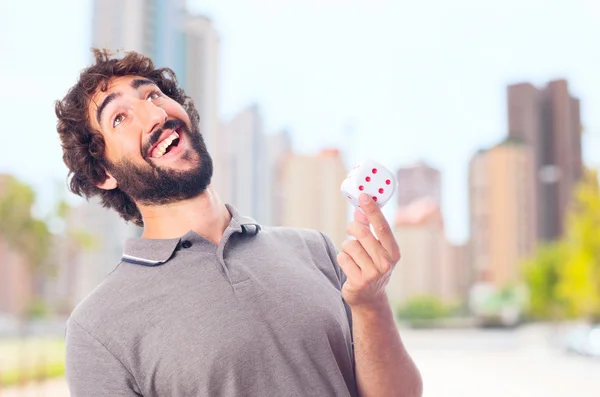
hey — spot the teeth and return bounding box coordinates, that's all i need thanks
[151,131,180,158]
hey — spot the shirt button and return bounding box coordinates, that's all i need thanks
[181,240,192,249]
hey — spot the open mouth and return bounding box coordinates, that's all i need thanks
[149,127,182,159]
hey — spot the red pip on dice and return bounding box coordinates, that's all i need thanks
[340,158,397,210]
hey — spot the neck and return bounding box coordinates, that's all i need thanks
[138,186,231,246]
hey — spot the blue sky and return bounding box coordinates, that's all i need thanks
[1,0,598,243]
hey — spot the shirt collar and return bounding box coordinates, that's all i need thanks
[121,204,261,267]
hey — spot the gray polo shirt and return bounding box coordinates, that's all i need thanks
[65,204,357,397]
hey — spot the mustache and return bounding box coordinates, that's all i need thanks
[142,119,185,159]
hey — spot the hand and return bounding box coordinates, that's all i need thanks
[337,193,401,309]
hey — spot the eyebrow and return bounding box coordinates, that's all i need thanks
[96,79,158,126]
[96,92,122,126]
[131,78,157,89]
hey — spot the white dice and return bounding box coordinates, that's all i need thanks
[341,158,397,210]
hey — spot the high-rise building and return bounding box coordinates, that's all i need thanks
[0,175,34,316]
[220,105,270,224]
[0,239,32,316]
[41,234,78,314]
[469,149,489,281]
[92,0,186,76]
[396,161,441,207]
[440,241,471,304]
[264,130,293,227]
[507,79,583,241]
[59,198,142,307]
[181,15,221,170]
[468,139,536,286]
[279,149,349,249]
[387,162,458,305]
[387,198,445,305]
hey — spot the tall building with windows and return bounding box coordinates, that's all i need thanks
[220,105,270,224]
[388,198,445,305]
[180,15,222,189]
[92,0,186,76]
[396,161,441,207]
[279,149,349,249]
[507,79,583,241]
[468,139,536,286]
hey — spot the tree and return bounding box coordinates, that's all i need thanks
[557,169,600,321]
[523,168,600,322]
[523,242,567,319]
[396,295,452,322]
[0,175,53,384]
[0,175,51,275]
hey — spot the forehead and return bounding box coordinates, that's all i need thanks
[89,75,145,108]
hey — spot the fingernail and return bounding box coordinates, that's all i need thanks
[358,193,370,205]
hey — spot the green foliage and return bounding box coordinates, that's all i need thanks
[70,228,98,250]
[49,184,97,251]
[0,338,65,386]
[55,199,71,220]
[523,242,567,319]
[0,362,65,387]
[523,169,600,321]
[0,175,52,271]
[0,175,98,317]
[482,284,527,312]
[26,298,52,319]
[558,169,600,320]
[396,295,452,321]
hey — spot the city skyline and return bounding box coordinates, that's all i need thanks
[1,0,599,244]
[2,3,600,393]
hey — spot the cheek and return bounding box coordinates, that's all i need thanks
[105,135,143,162]
[124,138,143,156]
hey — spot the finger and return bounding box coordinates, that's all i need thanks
[353,208,369,226]
[336,251,362,282]
[341,239,377,274]
[346,222,390,274]
[357,193,400,259]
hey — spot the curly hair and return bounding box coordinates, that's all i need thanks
[55,48,199,227]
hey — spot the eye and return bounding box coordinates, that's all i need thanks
[113,113,125,128]
[147,90,161,101]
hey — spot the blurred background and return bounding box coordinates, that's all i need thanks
[1,0,599,396]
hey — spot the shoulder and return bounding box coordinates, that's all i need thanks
[259,225,335,253]
[67,262,143,341]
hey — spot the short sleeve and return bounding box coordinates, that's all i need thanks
[65,318,141,397]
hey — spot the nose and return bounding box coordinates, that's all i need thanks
[140,98,167,135]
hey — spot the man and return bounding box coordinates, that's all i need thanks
[55,49,422,397]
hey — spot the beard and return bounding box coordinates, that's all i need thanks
[105,118,214,206]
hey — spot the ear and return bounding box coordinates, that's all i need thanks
[96,171,118,190]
